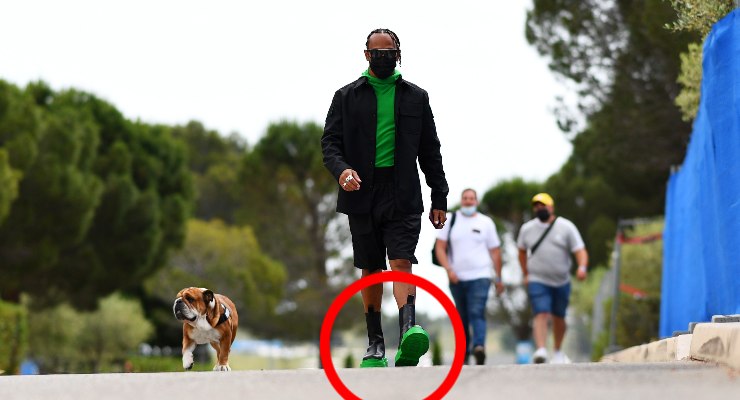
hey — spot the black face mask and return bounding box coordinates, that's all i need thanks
[369,56,396,79]
[536,208,551,222]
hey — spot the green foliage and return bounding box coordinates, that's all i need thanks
[431,337,443,366]
[490,284,533,341]
[480,177,543,231]
[127,355,211,372]
[666,1,734,121]
[525,0,697,266]
[597,220,663,358]
[544,164,623,267]
[79,294,155,371]
[591,315,611,361]
[675,42,703,121]
[526,0,625,119]
[26,293,153,373]
[143,219,287,344]
[171,121,246,223]
[0,80,38,229]
[155,119,362,343]
[237,120,360,341]
[0,300,28,374]
[570,267,609,317]
[620,221,664,298]
[0,80,194,308]
[343,353,355,368]
[614,221,663,346]
[666,0,735,36]
[0,149,21,226]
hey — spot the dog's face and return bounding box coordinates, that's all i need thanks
[173,287,216,322]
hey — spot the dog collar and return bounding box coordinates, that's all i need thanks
[216,303,231,326]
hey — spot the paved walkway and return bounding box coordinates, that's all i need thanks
[1,362,738,400]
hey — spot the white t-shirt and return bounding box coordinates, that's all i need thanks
[436,211,501,281]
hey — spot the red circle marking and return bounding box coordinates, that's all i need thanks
[320,271,466,400]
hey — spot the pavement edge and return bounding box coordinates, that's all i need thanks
[601,319,740,370]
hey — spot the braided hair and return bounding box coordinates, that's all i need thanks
[365,28,401,65]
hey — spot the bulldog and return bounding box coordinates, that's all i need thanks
[173,287,239,371]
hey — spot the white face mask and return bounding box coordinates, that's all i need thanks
[460,205,477,216]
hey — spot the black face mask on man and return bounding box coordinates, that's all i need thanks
[536,208,551,222]
[369,51,397,79]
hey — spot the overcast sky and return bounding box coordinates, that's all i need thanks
[1,0,573,318]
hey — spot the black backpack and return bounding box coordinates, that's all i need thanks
[431,212,457,266]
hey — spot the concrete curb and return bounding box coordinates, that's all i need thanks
[690,322,740,370]
[601,335,689,363]
[602,320,740,370]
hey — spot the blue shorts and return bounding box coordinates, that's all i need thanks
[527,281,571,318]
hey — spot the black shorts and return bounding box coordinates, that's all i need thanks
[348,167,421,270]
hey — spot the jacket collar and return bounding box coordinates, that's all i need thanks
[352,75,405,90]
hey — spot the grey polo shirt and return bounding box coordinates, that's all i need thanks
[516,217,585,286]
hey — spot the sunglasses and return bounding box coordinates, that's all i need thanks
[367,49,400,59]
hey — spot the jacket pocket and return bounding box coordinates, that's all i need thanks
[398,102,423,134]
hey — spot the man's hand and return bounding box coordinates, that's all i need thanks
[494,281,505,296]
[446,269,459,284]
[576,265,588,281]
[339,169,361,191]
[429,209,447,229]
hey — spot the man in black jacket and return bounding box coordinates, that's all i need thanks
[322,28,449,368]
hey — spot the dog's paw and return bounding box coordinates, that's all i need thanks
[183,353,194,370]
[213,364,231,372]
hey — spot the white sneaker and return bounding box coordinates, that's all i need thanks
[550,351,572,364]
[532,347,548,364]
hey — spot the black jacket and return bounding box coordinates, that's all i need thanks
[322,76,448,215]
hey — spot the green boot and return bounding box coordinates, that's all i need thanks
[360,306,388,368]
[395,295,429,367]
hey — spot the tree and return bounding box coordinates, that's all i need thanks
[0,81,194,308]
[237,120,360,341]
[0,299,28,374]
[490,284,533,342]
[0,81,37,227]
[666,1,736,121]
[480,177,543,233]
[27,293,153,373]
[166,120,360,343]
[674,42,703,121]
[78,293,154,372]
[526,0,626,124]
[143,219,287,346]
[0,149,20,226]
[171,121,246,223]
[667,0,735,36]
[525,0,698,266]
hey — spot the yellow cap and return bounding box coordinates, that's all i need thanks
[531,193,554,207]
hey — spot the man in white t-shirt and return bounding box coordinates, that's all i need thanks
[517,193,588,364]
[435,188,503,365]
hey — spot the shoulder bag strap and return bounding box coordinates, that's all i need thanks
[530,216,558,255]
[446,211,458,260]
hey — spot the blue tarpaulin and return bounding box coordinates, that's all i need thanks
[660,10,740,338]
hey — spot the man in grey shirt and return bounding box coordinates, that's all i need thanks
[517,193,589,364]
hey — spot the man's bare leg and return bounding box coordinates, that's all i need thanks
[532,313,550,363]
[360,268,387,367]
[361,268,383,311]
[553,316,566,351]
[389,259,414,307]
[390,259,428,366]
